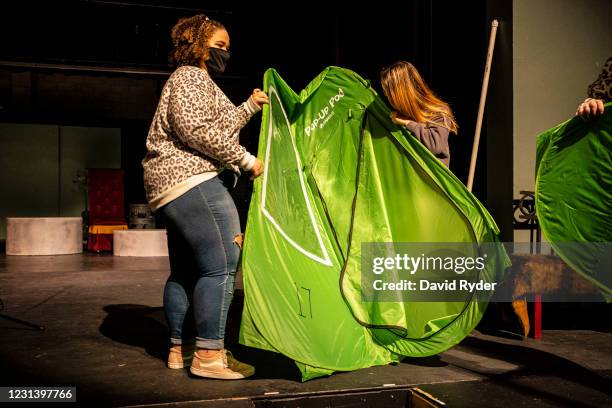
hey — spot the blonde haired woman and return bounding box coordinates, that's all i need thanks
[381,61,458,167]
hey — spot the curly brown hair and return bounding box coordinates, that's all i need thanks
[169,14,225,67]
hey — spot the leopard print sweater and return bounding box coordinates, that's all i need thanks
[588,55,612,102]
[142,65,258,204]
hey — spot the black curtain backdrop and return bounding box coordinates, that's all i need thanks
[0,0,491,228]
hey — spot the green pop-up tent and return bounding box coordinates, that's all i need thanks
[536,104,612,301]
[239,67,510,380]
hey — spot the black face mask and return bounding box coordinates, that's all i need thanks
[205,47,230,76]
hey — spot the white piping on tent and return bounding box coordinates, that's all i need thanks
[260,86,333,267]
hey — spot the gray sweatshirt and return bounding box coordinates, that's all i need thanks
[404,116,451,167]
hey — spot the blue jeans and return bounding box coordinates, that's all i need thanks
[156,171,241,350]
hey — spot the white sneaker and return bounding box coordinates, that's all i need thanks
[190,349,255,380]
[226,350,256,378]
[167,344,195,369]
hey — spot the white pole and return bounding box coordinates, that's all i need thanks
[467,19,499,192]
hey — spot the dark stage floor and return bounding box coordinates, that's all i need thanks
[0,254,611,407]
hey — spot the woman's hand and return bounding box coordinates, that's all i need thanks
[390,111,411,126]
[576,98,605,119]
[250,158,264,180]
[252,89,269,108]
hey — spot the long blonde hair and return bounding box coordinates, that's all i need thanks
[381,61,458,134]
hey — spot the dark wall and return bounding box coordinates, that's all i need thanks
[0,1,497,230]
[485,0,513,241]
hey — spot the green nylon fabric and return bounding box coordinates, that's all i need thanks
[535,103,612,301]
[239,67,510,381]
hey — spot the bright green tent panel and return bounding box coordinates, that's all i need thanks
[240,67,510,381]
[342,96,509,357]
[535,104,612,301]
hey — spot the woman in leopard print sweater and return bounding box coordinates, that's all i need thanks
[141,14,267,380]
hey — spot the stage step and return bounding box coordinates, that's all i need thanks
[113,229,169,257]
[6,217,82,256]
